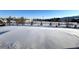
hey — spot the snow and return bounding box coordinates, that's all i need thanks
[0,26,79,49]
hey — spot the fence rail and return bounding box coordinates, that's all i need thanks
[3,21,79,28]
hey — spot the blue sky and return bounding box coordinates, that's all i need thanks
[0,10,79,18]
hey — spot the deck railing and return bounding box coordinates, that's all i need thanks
[2,21,79,28]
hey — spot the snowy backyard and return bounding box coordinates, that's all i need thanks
[0,26,79,49]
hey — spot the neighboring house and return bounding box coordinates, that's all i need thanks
[25,19,32,23]
[0,19,5,26]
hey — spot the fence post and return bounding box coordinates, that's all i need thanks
[74,24,77,28]
[31,21,33,26]
[49,22,52,26]
[40,21,43,26]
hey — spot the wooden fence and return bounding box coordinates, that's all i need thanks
[4,21,79,28]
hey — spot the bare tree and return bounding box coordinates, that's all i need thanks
[6,16,13,26]
[15,17,26,26]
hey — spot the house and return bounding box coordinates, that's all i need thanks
[0,19,5,26]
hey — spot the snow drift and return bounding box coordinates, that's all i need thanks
[0,26,79,49]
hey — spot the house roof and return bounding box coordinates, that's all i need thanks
[0,19,4,24]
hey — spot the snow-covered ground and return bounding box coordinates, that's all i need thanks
[0,26,79,49]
